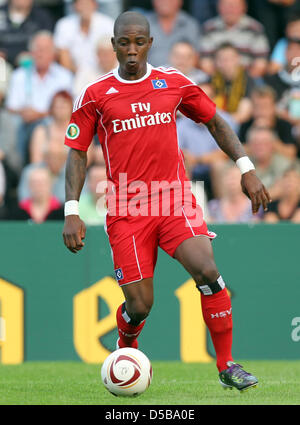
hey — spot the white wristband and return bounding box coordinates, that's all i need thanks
[64,200,79,216]
[236,156,255,175]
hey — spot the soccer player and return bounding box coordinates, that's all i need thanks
[62,11,271,391]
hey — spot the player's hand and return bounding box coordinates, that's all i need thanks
[62,215,86,254]
[241,170,271,214]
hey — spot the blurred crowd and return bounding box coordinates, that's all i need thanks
[1,0,300,224]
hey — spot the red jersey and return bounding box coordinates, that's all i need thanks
[65,64,216,211]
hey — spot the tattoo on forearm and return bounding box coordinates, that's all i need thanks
[65,148,87,201]
[205,113,246,161]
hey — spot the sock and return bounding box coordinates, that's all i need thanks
[116,303,146,349]
[198,276,233,372]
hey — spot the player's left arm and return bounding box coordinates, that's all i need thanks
[205,112,271,213]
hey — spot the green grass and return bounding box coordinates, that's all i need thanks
[0,361,300,405]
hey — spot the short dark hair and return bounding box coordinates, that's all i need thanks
[215,42,239,55]
[246,125,278,143]
[251,85,277,102]
[114,11,150,37]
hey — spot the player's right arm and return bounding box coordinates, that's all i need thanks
[62,148,87,254]
[62,86,98,253]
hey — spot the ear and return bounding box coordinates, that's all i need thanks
[148,37,153,50]
[111,37,116,52]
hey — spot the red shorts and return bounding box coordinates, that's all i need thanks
[105,199,216,286]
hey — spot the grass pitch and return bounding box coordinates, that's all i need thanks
[0,361,299,405]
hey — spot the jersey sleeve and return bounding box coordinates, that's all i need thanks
[64,87,98,151]
[178,75,216,124]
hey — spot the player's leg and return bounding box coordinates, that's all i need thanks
[174,236,258,391]
[105,215,158,350]
[174,236,233,370]
[116,278,153,349]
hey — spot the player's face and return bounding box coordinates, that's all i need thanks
[112,24,153,79]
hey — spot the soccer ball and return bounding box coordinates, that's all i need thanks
[101,347,153,397]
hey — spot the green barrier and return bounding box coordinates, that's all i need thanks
[0,222,299,364]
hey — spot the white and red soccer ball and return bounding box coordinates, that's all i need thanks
[101,348,153,397]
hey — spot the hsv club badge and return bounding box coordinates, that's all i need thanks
[151,79,168,89]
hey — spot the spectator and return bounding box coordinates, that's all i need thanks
[0,108,23,173]
[30,89,102,167]
[0,53,12,106]
[79,164,107,225]
[29,90,73,164]
[269,12,300,74]
[264,167,300,222]
[200,0,269,78]
[18,141,67,204]
[11,166,64,222]
[6,31,73,164]
[0,53,20,172]
[169,41,209,85]
[265,38,300,104]
[0,0,54,67]
[211,43,254,124]
[146,0,200,66]
[246,126,292,198]
[265,38,300,152]
[266,39,300,156]
[19,141,103,205]
[207,163,256,223]
[54,0,114,75]
[73,35,118,97]
[249,0,300,51]
[95,35,118,74]
[239,85,299,159]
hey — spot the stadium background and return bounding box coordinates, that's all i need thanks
[0,0,300,406]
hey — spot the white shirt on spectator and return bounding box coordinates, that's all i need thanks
[53,12,114,71]
[6,63,73,113]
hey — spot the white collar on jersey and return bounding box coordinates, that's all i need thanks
[112,63,153,84]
